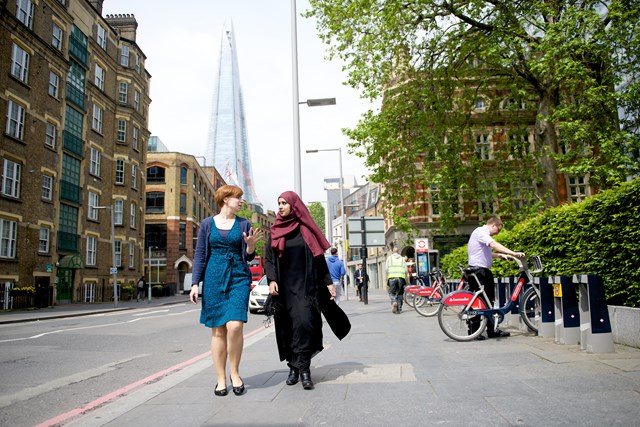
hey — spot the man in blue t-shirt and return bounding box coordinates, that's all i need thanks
[326,247,346,305]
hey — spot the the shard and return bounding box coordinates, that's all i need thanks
[206,20,260,206]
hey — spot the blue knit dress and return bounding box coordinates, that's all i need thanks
[200,221,251,328]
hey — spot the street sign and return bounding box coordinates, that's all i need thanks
[414,238,430,253]
[348,216,386,247]
[110,267,118,274]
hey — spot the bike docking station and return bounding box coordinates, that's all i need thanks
[552,275,581,345]
[576,274,614,353]
[536,276,555,338]
[494,277,522,330]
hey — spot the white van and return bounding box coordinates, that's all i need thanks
[182,273,202,295]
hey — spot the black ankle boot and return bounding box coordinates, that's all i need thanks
[286,368,299,385]
[300,371,314,390]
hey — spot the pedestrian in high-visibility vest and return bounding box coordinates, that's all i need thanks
[385,246,407,314]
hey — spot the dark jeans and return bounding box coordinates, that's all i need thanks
[388,278,405,309]
[467,267,497,333]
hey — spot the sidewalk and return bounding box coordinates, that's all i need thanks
[7,289,640,426]
[0,294,191,324]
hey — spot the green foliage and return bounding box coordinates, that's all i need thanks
[236,204,265,257]
[307,202,326,236]
[9,286,35,296]
[307,0,640,232]
[440,178,640,307]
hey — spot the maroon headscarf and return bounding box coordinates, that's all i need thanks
[270,191,331,258]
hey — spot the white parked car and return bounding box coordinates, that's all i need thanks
[249,275,269,313]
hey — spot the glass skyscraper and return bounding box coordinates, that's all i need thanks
[206,20,260,205]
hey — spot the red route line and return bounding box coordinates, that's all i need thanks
[35,325,267,427]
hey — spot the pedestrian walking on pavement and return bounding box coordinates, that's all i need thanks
[467,215,524,339]
[354,262,369,304]
[136,275,145,302]
[386,246,407,314]
[265,191,351,390]
[190,185,263,397]
[326,247,346,304]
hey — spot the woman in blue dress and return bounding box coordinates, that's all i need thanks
[190,185,263,397]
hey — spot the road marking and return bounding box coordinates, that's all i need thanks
[0,355,147,408]
[35,325,274,427]
[132,309,170,316]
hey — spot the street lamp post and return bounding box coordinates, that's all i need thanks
[96,205,117,308]
[306,147,348,300]
[291,0,336,196]
[147,246,157,303]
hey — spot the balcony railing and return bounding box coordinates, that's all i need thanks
[66,84,85,110]
[57,230,79,252]
[63,130,83,156]
[60,179,82,204]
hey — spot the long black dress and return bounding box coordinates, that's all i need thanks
[265,229,350,372]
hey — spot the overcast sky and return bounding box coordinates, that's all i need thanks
[102,0,375,211]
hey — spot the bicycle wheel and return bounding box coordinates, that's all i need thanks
[438,298,487,342]
[404,290,416,308]
[414,290,441,317]
[520,287,540,333]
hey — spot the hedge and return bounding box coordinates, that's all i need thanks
[440,177,640,307]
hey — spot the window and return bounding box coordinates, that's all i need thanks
[128,241,135,268]
[135,55,141,73]
[179,193,187,213]
[180,167,188,185]
[147,166,165,183]
[52,24,63,50]
[130,202,136,228]
[568,175,589,203]
[87,191,99,220]
[97,24,107,50]
[115,240,122,267]
[115,159,125,184]
[41,174,53,200]
[429,185,441,216]
[45,122,57,148]
[92,105,103,133]
[179,223,186,249]
[511,180,536,210]
[134,90,140,111]
[509,132,531,159]
[146,192,165,213]
[117,119,126,142]
[39,227,50,253]
[11,44,30,83]
[114,199,124,225]
[2,159,21,198]
[86,236,97,266]
[89,147,101,176]
[474,99,486,110]
[475,133,491,160]
[6,100,25,140]
[118,82,128,104]
[94,64,105,90]
[120,45,129,67]
[16,0,34,28]
[0,219,17,258]
[131,164,138,189]
[49,71,60,98]
[132,126,139,150]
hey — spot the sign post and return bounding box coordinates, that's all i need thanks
[348,217,385,297]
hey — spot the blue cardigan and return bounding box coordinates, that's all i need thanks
[191,216,255,286]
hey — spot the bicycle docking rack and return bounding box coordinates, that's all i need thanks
[495,277,523,330]
[536,276,555,338]
[576,274,614,353]
[552,276,581,345]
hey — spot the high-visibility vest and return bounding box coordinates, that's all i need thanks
[387,255,406,279]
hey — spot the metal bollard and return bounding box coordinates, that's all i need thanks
[537,276,555,338]
[576,274,614,353]
[552,276,580,345]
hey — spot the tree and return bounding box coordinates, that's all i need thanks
[307,202,326,236]
[307,0,640,231]
[236,204,265,256]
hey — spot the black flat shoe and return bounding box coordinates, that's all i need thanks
[300,371,314,390]
[286,368,299,385]
[488,329,511,338]
[214,383,228,396]
[231,376,245,396]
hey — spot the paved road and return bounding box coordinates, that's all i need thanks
[2,289,640,426]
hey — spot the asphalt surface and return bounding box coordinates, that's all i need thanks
[2,289,639,426]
